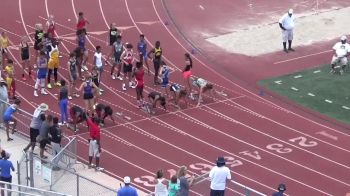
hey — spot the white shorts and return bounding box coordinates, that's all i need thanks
[331,56,348,66]
[282,29,293,42]
[89,139,100,157]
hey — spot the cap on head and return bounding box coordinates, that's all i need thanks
[341,35,347,41]
[123,176,131,184]
[288,9,293,14]
[216,156,226,166]
[39,103,49,111]
[278,183,286,192]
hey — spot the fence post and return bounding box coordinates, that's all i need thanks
[29,151,34,187]
[77,174,79,196]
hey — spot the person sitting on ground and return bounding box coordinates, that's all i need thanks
[330,35,350,74]
[117,176,138,196]
[0,150,15,196]
[38,114,53,159]
[69,105,86,132]
[148,91,166,114]
[272,183,286,196]
[94,103,115,126]
[169,84,187,109]
[3,99,21,141]
[190,77,215,107]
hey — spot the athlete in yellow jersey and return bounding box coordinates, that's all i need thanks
[5,59,16,99]
[0,32,11,69]
[147,41,162,85]
[47,41,61,89]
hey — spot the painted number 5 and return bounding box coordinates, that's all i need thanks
[289,136,318,147]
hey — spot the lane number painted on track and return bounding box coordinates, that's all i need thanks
[239,150,262,160]
[266,143,293,154]
[134,156,243,187]
[288,136,318,147]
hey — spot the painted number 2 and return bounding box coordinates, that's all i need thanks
[289,136,318,147]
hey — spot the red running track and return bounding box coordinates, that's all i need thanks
[1,0,350,195]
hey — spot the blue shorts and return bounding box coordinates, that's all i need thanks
[161,79,169,88]
[3,115,13,122]
[37,69,47,79]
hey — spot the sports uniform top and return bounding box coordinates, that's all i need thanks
[193,78,207,88]
[47,21,56,38]
[3,104,17,121]
[333,42,350,57]
[5,65,14,78]
[0,36,9,49]
[109,28,119,46]
[94,52,103,68]
[123,50,133,65]
[113,41,124,60]
[170,84,180,92]
[69,58,77,74]
[21,42,29,59]
[76,19,87,30]
[83,81,93,95]
[34,30,44,45]
[154,47,162,60]
[49,44,59,60]
[161,65,169,82]
[135,68,144,87]
[138,40,147,55]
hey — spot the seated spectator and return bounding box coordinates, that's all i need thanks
[272,184,286,196]
[330,35,350,74]
[117,176,138,196]
[69,105,86,132]
[95,103,115,126]
[190,77,215,107]
[0,150,15,196]
[154,169,168,196]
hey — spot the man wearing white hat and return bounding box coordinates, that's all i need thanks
[330,35,350,74]
[279,9,295,53]
[117,176,138,196]
[209,156,231,196]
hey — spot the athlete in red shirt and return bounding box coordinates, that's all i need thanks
[133,61,144,107]
[76,12,89,32]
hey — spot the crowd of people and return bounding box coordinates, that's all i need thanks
[0,10,293,196]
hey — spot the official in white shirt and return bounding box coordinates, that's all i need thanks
[209,157,231,196]
[330,36,350,74]
[279,9,295,53]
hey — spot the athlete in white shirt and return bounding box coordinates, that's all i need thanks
[330,36,350,74]
[279,9,295,53]
[209,157,231,196]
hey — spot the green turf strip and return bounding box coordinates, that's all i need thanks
[259,64,350,125]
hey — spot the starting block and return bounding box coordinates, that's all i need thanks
[216,90,227,97]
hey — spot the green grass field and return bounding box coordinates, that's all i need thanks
[259,64,350,125]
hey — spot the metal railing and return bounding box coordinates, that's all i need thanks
[17,151,116,196]
[0,181,69,196]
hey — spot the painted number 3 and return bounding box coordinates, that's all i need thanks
[266,143,293,154]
